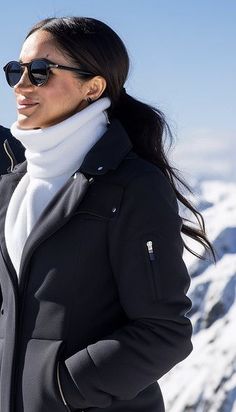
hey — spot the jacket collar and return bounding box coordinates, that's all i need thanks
[80,118,133,175]
[9,118,133,178]
[0,119,133,289]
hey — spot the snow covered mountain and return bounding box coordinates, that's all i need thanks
[159,133,236,411]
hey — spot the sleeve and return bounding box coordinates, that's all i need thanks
[60,170,193,410]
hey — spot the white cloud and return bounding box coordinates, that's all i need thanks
[168,128,236,183]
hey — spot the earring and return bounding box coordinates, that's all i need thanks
[87,97,93,104]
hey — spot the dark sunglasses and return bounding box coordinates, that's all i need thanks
[3,58,95,87]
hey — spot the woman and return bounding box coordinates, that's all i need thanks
[0,17,215,412]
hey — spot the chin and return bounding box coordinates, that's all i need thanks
[16,115,40,130]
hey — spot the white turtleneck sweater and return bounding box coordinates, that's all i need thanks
[5,97,111,277]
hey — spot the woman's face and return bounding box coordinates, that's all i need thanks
[14,30,89,129]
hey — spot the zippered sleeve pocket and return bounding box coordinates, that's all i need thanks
[144,237,162,302]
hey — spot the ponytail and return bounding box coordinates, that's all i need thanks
[112,91,217,263]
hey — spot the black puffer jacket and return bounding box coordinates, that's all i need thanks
[0,119,193,412]
[0,126,25,174]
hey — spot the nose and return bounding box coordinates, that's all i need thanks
[14,67,33,91]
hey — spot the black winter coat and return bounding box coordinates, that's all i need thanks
[0,119,193,412]
[0,126,25,174]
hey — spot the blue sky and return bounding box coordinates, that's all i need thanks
[0,0,235,143]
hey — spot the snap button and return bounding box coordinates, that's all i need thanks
[97,166,103,171]
[112,207,117,213]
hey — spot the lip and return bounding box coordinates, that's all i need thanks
[17,100,39,112]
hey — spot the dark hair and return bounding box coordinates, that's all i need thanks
[26,16,216,263]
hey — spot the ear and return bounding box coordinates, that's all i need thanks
[84,76,107,102]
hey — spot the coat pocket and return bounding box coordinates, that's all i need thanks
[56,361,73,412]
[22,338,70,412]
[0,338,4,368]
[144,237,162,302]
[0,337,4,389]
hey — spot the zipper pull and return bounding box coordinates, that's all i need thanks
[3,139,17,172]
[146,240,155,261]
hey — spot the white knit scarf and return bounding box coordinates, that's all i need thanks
[5,97,111,277]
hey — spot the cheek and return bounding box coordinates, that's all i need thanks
[33,81,84,127]
[46,81,82,110]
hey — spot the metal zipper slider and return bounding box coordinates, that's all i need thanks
[3,139,17,172]
[146,240,155,261]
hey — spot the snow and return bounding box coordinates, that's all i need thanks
[159,130,236,411]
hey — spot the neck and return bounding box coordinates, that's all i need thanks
[10,97,111,179]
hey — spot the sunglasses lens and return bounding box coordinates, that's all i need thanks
[4,61,22,87]
[30,60,48,85]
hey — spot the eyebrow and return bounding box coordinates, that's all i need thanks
[18,54,51,64]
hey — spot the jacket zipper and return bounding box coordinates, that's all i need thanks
[56,362,72,412]
[11,284,26,411]
[9,291,19,412]
[146,240,160,301]
[3,139,17,172]
[10,174,92,411]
